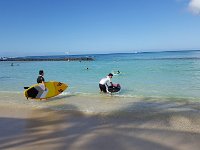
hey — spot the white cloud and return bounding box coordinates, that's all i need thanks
[188,0,200,15]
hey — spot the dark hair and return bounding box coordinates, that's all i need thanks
[108,73,113,76]
[39,70,44,75]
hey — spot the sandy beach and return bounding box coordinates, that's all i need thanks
[1,94,200,150]
[1,0,200,149]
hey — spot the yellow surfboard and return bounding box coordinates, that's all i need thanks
[24,81,68,100]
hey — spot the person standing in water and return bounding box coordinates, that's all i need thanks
[36,70,48,99]
[37,70,45,83]
[37,70,46,91]
[99,73,113,93]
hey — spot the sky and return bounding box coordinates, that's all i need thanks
[0,0,200,56]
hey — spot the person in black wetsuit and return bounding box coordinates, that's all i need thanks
[37,70,46,90]
[37,70,45,83]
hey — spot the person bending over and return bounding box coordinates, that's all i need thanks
[99,73,113,93]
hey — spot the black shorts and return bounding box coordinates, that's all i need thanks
[99,84,107,93]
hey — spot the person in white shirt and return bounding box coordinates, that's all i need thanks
[99,73,113,93]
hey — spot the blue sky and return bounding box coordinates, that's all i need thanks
[0,0,200,56]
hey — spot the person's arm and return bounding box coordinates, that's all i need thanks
[108,78,113,86]
[42,77,46,90]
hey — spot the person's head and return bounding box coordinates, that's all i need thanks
[108,73,113,78]
[39,70,44,76]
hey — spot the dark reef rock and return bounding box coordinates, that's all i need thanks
[0,57,94,61]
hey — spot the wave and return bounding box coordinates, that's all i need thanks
[0,90,199,101]
[59,91,200,102]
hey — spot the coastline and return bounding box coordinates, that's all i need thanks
[1,93,200,149]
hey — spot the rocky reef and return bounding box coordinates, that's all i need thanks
[0,57,94,61]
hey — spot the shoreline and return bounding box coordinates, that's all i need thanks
[0,91,200,113]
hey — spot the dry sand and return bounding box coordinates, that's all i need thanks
[1,101,200,150]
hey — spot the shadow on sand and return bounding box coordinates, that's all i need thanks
[0,100,200,150]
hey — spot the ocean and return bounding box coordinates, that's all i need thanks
[0,50,200,112]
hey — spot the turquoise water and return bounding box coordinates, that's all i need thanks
[1,50,200,100]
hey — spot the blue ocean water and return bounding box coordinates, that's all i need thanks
[1,50,200,100]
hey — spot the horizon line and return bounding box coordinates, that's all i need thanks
[1,49,200,58]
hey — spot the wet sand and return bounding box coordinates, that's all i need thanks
[1,99,200,150]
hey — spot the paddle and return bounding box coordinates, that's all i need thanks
[24,87,29,89]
